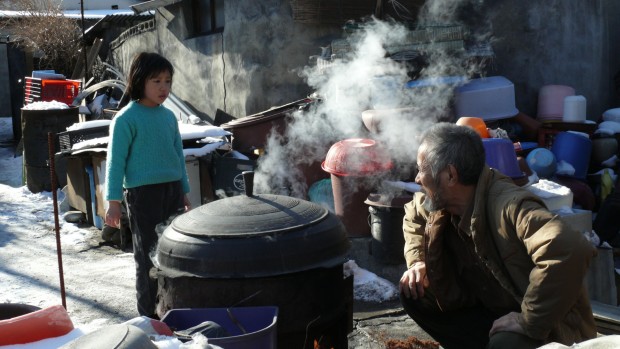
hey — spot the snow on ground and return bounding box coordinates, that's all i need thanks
[0,115,399,347]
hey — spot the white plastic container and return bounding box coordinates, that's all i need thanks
[562,95,587,122]
[454,76,519,121]
[525,179,573,211]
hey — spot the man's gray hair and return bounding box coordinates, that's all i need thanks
[420,122,486,185]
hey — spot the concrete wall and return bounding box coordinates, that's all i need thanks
[489,0,620,120]
[110,0,620,122]
[111,0,341,122]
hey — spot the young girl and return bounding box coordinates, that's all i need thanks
[105,52,191,318]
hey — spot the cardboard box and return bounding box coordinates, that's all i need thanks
[65,154,93,225]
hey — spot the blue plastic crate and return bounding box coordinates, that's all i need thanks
[161,306,278,349]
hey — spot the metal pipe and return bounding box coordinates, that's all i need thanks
[80,0,88,82]
[242,171,254,197]
[48,132,67,309]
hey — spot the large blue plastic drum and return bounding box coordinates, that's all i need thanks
[551,131,592,179]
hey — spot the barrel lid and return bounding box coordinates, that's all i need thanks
[157,192,350,278]
[170,194,328,237]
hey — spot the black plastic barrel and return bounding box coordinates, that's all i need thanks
[21,106,79,193]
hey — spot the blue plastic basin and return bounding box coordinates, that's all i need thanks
[482,138,523,178]
[161,306,278,349]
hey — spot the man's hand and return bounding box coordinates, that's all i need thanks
[399,261,429,299]
[105,201,122,228]
[489,312,526,337]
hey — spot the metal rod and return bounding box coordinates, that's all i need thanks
[225,290,262,335]
[80,0,88,82]
[48,132,67,309]
[226,308,247,334]
[242,171,254,197]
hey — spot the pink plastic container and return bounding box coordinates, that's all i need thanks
[322,139,393,237]
[321,139,393,177]
[537,85,575,122]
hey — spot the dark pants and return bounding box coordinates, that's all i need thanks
[400,292,543,349]
[125,181,184,317]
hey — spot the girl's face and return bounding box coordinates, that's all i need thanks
[140,70,172,107]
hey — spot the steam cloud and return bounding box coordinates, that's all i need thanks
[254,1,490,199]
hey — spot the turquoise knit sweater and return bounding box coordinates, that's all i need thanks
[105,101,190,201]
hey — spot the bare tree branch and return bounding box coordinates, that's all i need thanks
[4,0,82,75]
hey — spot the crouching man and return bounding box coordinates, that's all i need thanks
[399,123,597,349]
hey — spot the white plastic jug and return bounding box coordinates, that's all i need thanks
[562,95,587,122]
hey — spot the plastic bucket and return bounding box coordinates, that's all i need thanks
[365,194,409,265]
[482,138,523,178]
[307,178,335,212]
[161,306,278,349]
[526,148,557,178]
[537,85,575,121]
[456,116,490,138]
[551,132,592,179]
[322,139,393,237]
[454,76,519,121]
[321,138,393,177]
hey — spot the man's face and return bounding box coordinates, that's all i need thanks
[415,144,446,212]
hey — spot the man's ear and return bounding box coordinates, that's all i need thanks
[446,164,459,185]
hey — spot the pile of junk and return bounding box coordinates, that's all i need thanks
[13,21,620,345]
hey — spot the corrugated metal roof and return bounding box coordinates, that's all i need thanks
[131,0,183,14]
[0,9,143,19]
[64,9,141,19]
[84,13,154,38]
[61,0,146,11]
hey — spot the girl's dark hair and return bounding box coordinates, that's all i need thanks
[120,52,174,107]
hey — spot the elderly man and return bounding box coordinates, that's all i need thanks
[399,123,597,349]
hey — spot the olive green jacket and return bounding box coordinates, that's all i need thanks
[403,167,597,344]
